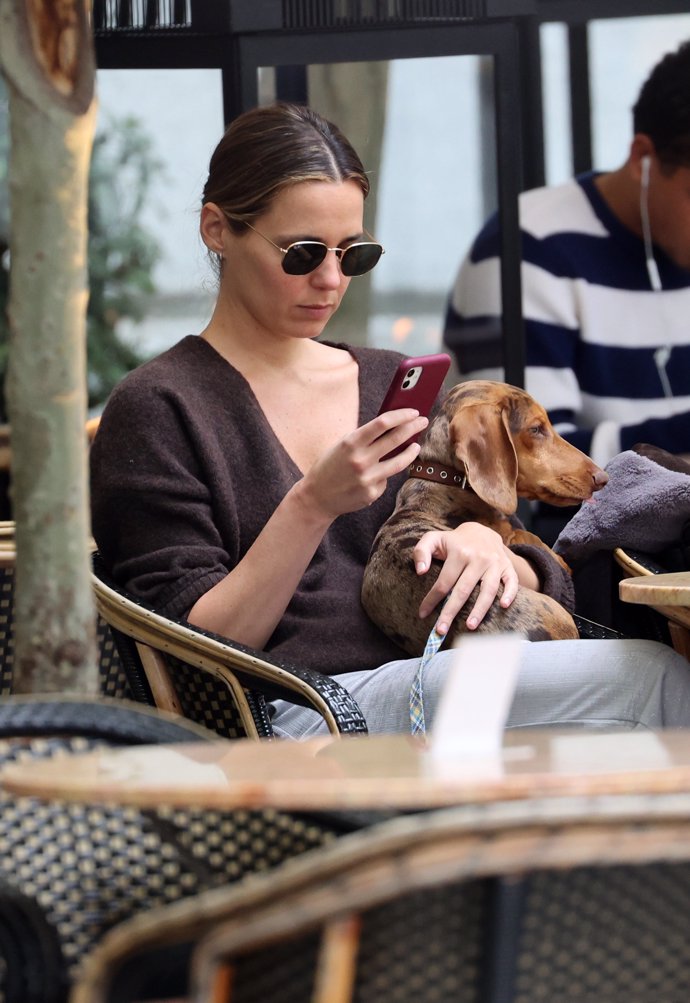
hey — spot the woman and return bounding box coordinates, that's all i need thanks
[90,102,690,737]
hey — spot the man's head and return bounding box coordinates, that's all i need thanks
[625,41,690,273]
[634,40,690,171]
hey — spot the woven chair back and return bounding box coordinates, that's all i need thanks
[0,698,351,1001]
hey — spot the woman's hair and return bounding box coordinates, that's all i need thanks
[202,102,370,232]
[633,40,690,171]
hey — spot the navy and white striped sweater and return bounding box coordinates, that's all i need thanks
[443,172,690,467]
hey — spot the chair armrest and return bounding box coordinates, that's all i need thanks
[91,561,367,736]
[571,613,628,641]
[614,547,668,579]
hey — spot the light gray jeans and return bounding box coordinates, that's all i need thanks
[269,639,690,739]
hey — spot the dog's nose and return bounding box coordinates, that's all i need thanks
[592,468,609,489]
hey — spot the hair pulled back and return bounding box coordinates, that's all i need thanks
[633,40,690,169]
[202,102,370,232]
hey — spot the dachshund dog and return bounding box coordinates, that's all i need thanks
[362,380,608,655]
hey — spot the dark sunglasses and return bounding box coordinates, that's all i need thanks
[245,221,384,276]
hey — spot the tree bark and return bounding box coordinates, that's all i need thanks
[0,0,98,692]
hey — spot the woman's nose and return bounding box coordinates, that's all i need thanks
[312,250,345,287]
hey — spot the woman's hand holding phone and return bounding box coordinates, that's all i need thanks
[296,409,427,521]
[368,408,430,466]
[294,355,449,521]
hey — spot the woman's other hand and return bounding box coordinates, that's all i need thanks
[414,522,538,635]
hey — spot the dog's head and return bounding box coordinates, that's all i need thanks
[422,380,608,514]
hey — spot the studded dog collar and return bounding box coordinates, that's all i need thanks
[407,461,471,490]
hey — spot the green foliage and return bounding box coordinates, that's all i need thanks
[0,79,162,422]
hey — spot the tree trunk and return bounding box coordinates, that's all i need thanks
[0,0,98,692]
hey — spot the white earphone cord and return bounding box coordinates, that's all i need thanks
[654,346,673,399]
[640,156,662,292]
[641,157,673,398]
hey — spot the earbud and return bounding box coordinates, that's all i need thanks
[641,154,652,190]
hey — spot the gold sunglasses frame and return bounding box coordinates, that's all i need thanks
[244,221,385,276]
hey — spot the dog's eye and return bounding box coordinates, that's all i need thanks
[528,425,545,437]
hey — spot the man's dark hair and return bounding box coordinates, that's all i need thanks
[633,40,690,169]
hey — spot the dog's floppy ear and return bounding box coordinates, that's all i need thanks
[450,403,518,513]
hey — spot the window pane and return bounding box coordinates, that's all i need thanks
[95,68,223,362]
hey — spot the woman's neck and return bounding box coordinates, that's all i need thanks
[200,300,326,379]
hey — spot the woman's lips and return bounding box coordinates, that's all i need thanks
[300,303,334,318]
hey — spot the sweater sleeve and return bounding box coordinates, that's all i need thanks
[509,542,576,614]
[90,375,232,618]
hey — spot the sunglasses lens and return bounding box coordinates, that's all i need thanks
[282,243,328,275]
[341,243,384,277]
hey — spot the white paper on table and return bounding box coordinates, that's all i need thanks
[429,632,525,763]
[550,732,671,773]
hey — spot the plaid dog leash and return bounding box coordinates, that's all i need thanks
[409,608,447,736]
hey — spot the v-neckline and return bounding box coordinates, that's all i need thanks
[194,336,364,478]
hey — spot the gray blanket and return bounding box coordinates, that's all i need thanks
[554,447,690,567]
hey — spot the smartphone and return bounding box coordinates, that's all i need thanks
[376,353,451,459]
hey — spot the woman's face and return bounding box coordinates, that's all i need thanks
[220,178,366,342]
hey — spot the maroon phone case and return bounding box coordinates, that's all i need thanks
[377,353,451,458]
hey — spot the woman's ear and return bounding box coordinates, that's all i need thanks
[200,202,227,255]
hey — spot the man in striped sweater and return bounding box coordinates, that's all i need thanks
[443,41,690,540]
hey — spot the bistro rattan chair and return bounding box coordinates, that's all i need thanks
[71,792,690,1003]
[91,548,626,741]
[0,523,623,739]
[0,529,133,700]
[91,552,368,739]
[0,696,364,1003]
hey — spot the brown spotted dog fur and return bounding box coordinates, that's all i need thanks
[362,381,608,655]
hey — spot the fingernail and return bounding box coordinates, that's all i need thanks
[416,561,427,574]
[437,621,448,635]
[467,617,478,629]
